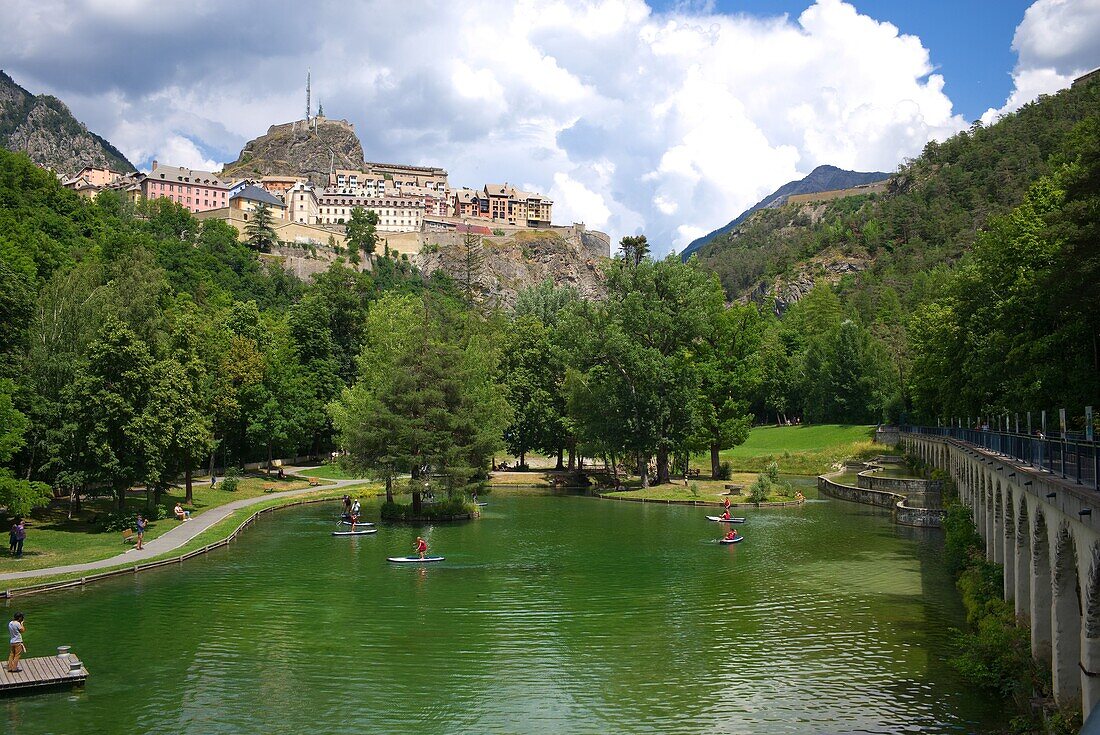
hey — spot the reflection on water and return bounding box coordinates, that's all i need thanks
[3,493,1003,735]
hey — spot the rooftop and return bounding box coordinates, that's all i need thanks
[149,161,227,187]
[231,184,286,208]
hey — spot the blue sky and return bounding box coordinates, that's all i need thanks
[3,0,1097,254]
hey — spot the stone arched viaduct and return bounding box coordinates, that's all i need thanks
[904,432,1100,721]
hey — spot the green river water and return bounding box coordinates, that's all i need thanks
[3,491,1004,734]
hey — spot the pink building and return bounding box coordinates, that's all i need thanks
[140,160,229,213]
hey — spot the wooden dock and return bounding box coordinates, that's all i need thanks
[0,650,88,694]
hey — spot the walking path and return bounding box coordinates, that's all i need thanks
[0,471,368,583]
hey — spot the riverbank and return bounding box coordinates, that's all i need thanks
[0,473,336,575]
[598,475,814,505]
[1,484,380,595]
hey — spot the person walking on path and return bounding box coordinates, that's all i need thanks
[11,519,25,558]
[7,613,25,673]
[134,515,147,551]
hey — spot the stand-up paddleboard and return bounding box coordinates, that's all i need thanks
[706,516,747,523]
[719,536,745,544]
[332,529,378,536]
[339,520,375,527]
[476,502,488,507]
[387,555,444,563]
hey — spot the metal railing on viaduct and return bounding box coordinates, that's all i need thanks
[902,430,1100,726]
[904,425,1098,491]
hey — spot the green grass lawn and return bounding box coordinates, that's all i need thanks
[0,474,333,574]
[296,463,367,480]
[691,424,885,475]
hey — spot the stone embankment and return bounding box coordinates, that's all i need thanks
[818,456,944,527]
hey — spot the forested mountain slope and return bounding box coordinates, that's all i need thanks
[679,164,889,262]
[695,81,1100,316]
[692,80,1100,425]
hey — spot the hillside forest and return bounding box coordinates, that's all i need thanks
[697,80,1100,427]
[0,79,1096,515]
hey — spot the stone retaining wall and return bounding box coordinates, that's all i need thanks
[858,472,944,508]
[818,471,945,528]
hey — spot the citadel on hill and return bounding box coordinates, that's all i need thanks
[55,77,587,266]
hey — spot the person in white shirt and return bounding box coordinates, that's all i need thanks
[7,612,25,673]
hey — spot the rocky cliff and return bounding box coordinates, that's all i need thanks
[0,71,134,175]
[417,226,611,309]
[220,116,364,185]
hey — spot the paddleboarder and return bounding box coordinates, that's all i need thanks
[415,536,428,560]
[350,499,361,530]
[722,496,732,513]
[720,509,732,521]
[724,528,739,542]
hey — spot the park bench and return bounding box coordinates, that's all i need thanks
[121,528,134,544]
[264,485,276,494]
[725,484,743,496]
[308,477,321,487]
[687,468,701,478]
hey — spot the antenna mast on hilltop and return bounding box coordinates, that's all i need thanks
[306,69,312,122]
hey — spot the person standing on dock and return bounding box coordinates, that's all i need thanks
[7,613,25,673]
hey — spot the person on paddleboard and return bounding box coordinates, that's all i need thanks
[722,497,731,512]
[725,528,739,541]
[721,509,732,521]
[415,536,428,560]
[342,495,352,518]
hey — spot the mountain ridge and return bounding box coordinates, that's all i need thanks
[680,164,890,262]
[0,70,134,176]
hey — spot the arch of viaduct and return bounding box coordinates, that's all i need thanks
[904,432,1100,721]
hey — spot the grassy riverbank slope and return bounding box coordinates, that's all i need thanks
[4,485,383,592]
[0,474,340,574]
[696,424,880,475]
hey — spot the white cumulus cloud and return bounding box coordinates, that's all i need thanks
[1,0,972,254]
[981,0,1100,125]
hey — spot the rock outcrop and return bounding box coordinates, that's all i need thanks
[417,225,611,309]
[742,248,871,315]
[0,71,134,175]
[220,116,364,185]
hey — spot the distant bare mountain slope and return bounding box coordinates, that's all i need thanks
[0,70,134,176]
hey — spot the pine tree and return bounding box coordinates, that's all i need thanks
[245,202,277,252]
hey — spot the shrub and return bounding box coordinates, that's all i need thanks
[950,605,1033,698]
[381,495,477,521]
[942,503,984,575]
[492,228,505,236]
[689,483,699,498]
[747,475,770,503]
[98,507,165,531]
[713,461,732,480]
[220,466,242,493]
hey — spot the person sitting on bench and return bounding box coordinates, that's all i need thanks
[173,503,190,521]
